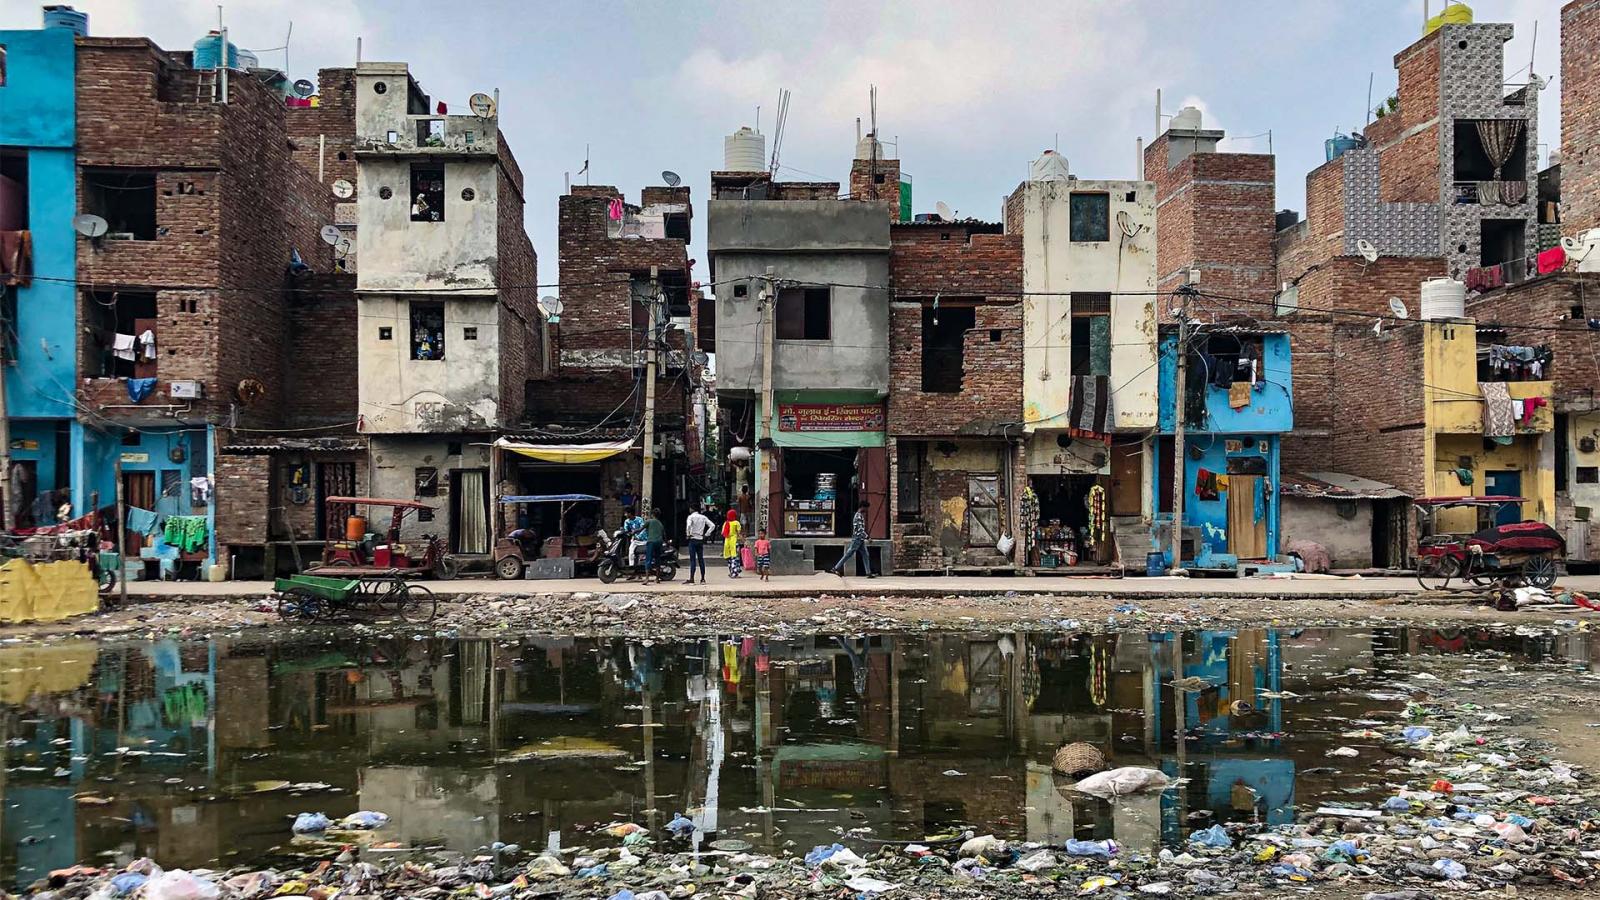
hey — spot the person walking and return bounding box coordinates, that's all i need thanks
[830,500,877,578]
[641,507,665,585]
[684,505,713,584]
[721,508,744,578]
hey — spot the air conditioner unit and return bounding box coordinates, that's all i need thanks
[169,380,203,399]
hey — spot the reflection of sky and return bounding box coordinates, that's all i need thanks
[0,628,1592,886]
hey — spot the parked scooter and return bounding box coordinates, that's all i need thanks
[594,527,679,584]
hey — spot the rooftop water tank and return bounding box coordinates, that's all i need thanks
[1325,132,1363,162]
[1171,105,1203,132]
[1030,150,1071,183]
[723,127,766,172]
[1420,277,1467,320]
[856,132,888,161]
[42,5,88,35]
[236,48,259,70]
[1424,2,1472,36]
[193,31,240,71]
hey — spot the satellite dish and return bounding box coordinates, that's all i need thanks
[73,213,108,238]
[661,170,682,187]
[293,78,315,98]
[319,225,343,246]
[331,179,354,199]
[1356,239,1380,263]
[1530,74,1548,90]
[469,92,496,118]
[1562,235,1584,253]
[935,201,953,221]
[537,295,564,322]
[1388,296,1410,319]
[333,238,352,259]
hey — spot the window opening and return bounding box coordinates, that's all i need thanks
[921,304,974,393]
[896,442,923,523]
[83,171,157,240]
[410,302,445,360]
[0,153,27,228]
[1070,316,1111,376]
[775,287,830,340]
[1454,120,1527,183]
[86,291,158,377]
[410,165,444,222]
[1480,219,1525,267]
[1069,192,1110,242]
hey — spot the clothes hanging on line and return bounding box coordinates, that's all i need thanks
[1537,245,1568,275]
[126,506,160,536]
[138,330,157,360]
[163,515,209,553]
[113,333,137,361]
[1480,381,1515,437]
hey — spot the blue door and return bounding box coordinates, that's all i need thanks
[1484,470,1521,525]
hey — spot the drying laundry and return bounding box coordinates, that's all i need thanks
[1537,244,1567,275]
[1195,468,1220,501]
[113,333,137,362]
[138,329,157,360]
[1228,381,1252,409]
[1479,381,1515,437]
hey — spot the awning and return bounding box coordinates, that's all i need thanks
[494,437,635,464]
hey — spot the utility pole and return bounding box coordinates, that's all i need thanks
[115,456,128,608]
[640,266,660,515]
[755,268,777,531]
[0,340,11,532]
[1169,285,1193,575]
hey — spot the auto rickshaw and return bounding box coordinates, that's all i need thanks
[493,493,603,579]
[316,496,459,579]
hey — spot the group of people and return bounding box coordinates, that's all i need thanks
[683,505,771,582]
[615,496,878,584]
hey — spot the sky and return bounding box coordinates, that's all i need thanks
[2,0,1568,295]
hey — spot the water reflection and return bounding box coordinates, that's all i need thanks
[0,626,1595,885]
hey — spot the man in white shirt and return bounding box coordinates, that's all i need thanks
[683,505,714,584]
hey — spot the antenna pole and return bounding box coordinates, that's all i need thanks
[1366,72,1374,127]
[1155,88,1162,138]
[1170,286,1193,577]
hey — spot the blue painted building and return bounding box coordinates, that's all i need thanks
[0,19,80,526]
[1155,327,1293,571]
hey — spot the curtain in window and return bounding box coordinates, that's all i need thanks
[1474,119,1524,179]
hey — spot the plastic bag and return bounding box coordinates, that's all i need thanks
[339,810,389,830]
[143,870,220,900]
[291,812,330,834]
[1189,824,1232,848]
[666,813,695,837]
[996,534,1015,556]
[1063,839,1117,858]
[1073,766,1170,798]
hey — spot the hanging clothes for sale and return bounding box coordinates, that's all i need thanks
[1085,484,1108,546]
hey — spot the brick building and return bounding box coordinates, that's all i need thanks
[1562,0,1600,239]
[65,32,361,577]
[885,219,1023,570]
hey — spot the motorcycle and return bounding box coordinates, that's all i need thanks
[594,527,679,584]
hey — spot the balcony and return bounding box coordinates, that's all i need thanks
[355,115,498,157]
[1452,180,1528,207]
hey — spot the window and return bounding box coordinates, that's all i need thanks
[462,326,478,340]
[416,118,444,146]
[0,44,7,86]
[664,212,690,242]
[775,287,830,340]
[1578,467,1599,485]
[1070,316,1110,376]
[410,165,444,222]
[415,466,439,497]
[0,154,24,228]
[378,326,393,340]
[897,441,923,523]
[922,304,974,393]
[1480,219,1525,267]
[410,302,445,360]
[86,291,157,377]
[1454,120,1527,183]
[83,171,157,240]
[1069,192,1110,242]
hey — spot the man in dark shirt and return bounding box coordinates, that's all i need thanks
[641,507,666,584]
[829,499,877,578]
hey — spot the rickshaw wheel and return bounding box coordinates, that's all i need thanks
[495,555,524,580]
[1417,555,1460,590]
[1522,555,1557,589]
[278,587,323,622]
[391,582,438,623]
[433,555,461,580]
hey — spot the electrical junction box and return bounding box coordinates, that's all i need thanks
[169,380,204,399]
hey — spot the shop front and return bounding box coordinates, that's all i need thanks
[1022,430,1144,572]
[759,391,890,574]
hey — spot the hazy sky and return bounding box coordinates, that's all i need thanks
[3,0,1565,294]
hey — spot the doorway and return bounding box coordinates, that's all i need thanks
[315,461,356,540]
[1484,470,1522,525]
[966,475,1001,547]
[1226,475,1267,559]
[450,468,491,554]
[1109,441,1142,517]
[124,470,156,552]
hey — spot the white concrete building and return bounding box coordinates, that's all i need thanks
[352,62,538,553]
[1006,151,1159,567]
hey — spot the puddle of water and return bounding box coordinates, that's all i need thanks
[0,626,1595,885]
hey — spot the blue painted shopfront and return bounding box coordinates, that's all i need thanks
[0,25,79,522]
[1155,329,1293,570]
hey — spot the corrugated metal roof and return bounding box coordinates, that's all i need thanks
[1281,471,1409,500]
[222,438,366,454]
[501,427,639,446]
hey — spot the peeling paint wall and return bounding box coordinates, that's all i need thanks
[1019,178,1157,431]
[368,436,492,545]
[358,295,501,432]
[355,156,501,293]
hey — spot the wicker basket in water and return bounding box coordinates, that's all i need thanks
[1051,742,1106,776]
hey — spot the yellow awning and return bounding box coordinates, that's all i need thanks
[494,437,635,464]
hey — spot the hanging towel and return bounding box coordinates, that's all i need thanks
[1480,381,1515,437]
[1228,381,1252,409]
[1068,374,1113,435]
[1537,245,1567,275]
[138,330,157,360]
[113,333,137,361]
[126,377,158,403]
[126,506,160,536]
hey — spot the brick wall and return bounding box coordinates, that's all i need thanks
[1329,323,1428,496]
[285,67,357,189]
[1003,184,1025,236]
[1467,274,1600,409]
[496,141,540,422]
[850,157,901,217]
[215,454,271,546]
[1146,140,1277,302]
[284,274,358,427]
[1564,1,1600,237]
[556,187,689,354]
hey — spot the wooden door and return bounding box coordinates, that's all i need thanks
[1227,475,1267,559]
[1109,442,1142,517]
[857,447,889,539]
[124,470,156,552]
[966,475,1001,547]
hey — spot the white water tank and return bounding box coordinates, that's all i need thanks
[855,131,888,161]
[1172,105,1204,132]
[723,127,766,172]
[1030,149,1071,182]
[1420,277,1467,320]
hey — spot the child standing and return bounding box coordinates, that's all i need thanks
[755,529,772,581]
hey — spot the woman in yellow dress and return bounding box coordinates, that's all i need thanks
[721,509,744,578]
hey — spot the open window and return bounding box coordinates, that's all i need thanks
[1454,120,1527,183]
[86,290,158,377]
[416,118,445,147]
[776,287,830,340]
[410,301,445,360]
[922,303,973,393]
[1069,192,1110,242]
[1481,219,1525,267]
[1070,293,1111,377]
[1198,333,1263,387]
[410,165,444,222]
[663,211,691,242]
[0,153,27,229]
[83,170,157,240]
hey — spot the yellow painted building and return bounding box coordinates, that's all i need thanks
[1420,320,1554,533]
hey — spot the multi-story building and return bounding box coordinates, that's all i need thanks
[1003,151,1159,570]
[708,136,893,573]
[350,61,539,559]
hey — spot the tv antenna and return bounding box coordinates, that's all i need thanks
[331,178,354,199]
[1388,296,1410,319]
[935,201,952,221]
[768,88,791,175]
[537,295,564,324]
[469,92,497,118]
[661,170,681,187]
[73,214,108,239]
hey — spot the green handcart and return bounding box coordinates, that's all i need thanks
[273,572,437,623]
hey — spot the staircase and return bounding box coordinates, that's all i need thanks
[1112,516,1156,573]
